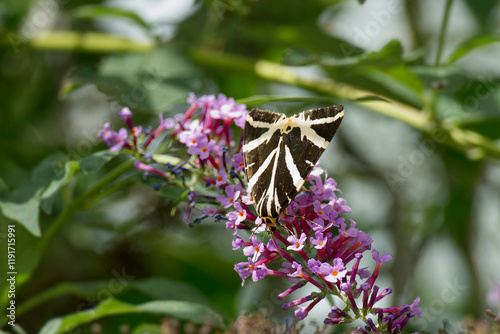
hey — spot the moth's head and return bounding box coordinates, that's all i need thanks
[262,216,278,232]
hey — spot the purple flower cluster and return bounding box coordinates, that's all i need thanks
[99,93,422,333]
[227,171,422,332]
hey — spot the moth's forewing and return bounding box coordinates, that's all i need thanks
[243,106,344,220]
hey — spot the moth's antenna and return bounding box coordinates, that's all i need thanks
[221,146,229,174]
[283,213,324,229]
[248,218,265,242]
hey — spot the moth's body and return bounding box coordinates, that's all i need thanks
[243,106,344,232]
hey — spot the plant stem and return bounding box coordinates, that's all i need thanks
[435,0,454,66]
[429,0,454,120]
[189,48,500,161]
[39,159,135,255]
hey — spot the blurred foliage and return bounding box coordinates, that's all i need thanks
[1,0,500,333]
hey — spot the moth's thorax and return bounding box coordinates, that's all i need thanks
[281,116,300,134]
[262,216,278,232]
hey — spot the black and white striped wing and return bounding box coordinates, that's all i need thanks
[243,106,344,221]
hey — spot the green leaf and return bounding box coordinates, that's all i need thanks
[447,35,500,64]
[452,78,500,114]
[282,48,317,66]
[38,299,135,334]
[0,326,28,334]
[299,40,426,107]
[66,45,203,113]
[41,161,80,200]
[79,151,117,174]
[0,195,41,236]
[236,95,347,107]
[0,155,85,235]
[462,0,497,32]
[411,65,469,92]
[321,39,406,68]
[138,300,224,325]
[0,155,54,236]
[19,277,213,317]
[282,40,405,67]
[71,5,150,29]
[11,325,29,334]
[236,22,364,58]
[236,95,388,113]
[359,67,423,107]
[38,299,225,334]
[0,151,120,235]
[459,118,500,140]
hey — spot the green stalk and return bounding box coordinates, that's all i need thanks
[189,48,500,161]
[435,0,454,66]
[39,159,135,254]
[429,0,454,120]
[0,159,136,328]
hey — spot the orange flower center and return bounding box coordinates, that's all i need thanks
[239,211,244,217]
[229,198,234,204]
[202,147,208,153]
[191,139,196,144]
[332,270,338,276]
[217,176,223,181]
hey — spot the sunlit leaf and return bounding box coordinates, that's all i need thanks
[38,298,225,334]
[447,35,500,64]
[71,5,150,29]
[0,155,70,236]
[19,277,213,318]
[0,151,117,236]
[41,161,80,200]
[0,195,41,236]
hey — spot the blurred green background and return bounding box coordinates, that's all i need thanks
[1,0,500,333]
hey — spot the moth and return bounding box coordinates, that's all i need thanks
[243,105,344,231]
